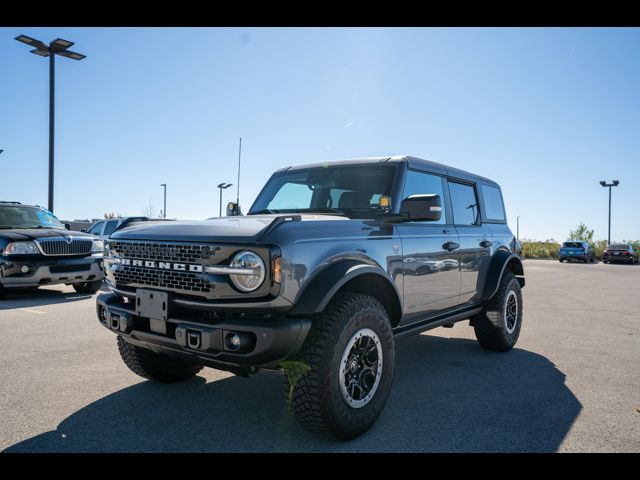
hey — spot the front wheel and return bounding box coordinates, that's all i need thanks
[285,293,395,440]
[73,280,102,294]
[471,271,523,351]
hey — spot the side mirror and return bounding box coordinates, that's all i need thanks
[399,194,442,222]
[65,223,71,230]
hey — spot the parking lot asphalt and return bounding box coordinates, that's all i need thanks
[1,259,639,452]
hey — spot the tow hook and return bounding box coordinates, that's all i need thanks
[109,312,129,332]
[187,330,202,349]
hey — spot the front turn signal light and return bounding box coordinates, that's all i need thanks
[273,256,282,284]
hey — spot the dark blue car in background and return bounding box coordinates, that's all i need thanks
[558,241,595,263]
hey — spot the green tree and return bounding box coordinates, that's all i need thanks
[568,222,594,243]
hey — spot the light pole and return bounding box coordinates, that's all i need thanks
[160,184,167,218]
[217,183,232,217]
[15,35,86,214]
[599,180,620,245]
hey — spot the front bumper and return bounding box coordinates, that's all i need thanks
[96,292,311,371]
[0,256,103,288]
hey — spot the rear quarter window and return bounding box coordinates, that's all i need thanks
[480,184,506,222]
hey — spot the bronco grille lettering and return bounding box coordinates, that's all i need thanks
[120,258,203,272]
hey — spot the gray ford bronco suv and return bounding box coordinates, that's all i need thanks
[97,156,525,440]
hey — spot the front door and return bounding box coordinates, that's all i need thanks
[397,170,461,324]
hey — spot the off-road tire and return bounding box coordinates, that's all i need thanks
[73,280,103,294]
[285,292,395,440]
[472,271,522,351]
[117,336,203,383]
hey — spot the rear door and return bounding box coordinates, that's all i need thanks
[447,180,487,305]
[397,169,461,324]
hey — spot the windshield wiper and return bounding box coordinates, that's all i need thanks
[250,209,280,215]
[309,208,346,215]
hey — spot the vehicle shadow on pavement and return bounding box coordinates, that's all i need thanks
[3,334,581,452]
[0,287,96,309]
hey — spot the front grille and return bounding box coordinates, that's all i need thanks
[114,266,212,293]
[111,241,215,264]
[37,238,92,256]
[111,241,216,295]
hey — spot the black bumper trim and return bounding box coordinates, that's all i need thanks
[96,292,311,369]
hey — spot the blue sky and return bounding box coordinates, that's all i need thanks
[1,27,639,242]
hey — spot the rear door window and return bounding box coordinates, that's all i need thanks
[448,181,479,225]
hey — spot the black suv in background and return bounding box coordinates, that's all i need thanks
[97,155,524,440]
[603,244,638,264]
[0,202,104,299]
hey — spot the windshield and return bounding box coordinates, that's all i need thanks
[562,242,584,248]
[607,244,629,251]
[249,164,397,217]
[0,206,64,229]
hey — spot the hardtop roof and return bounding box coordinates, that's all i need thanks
[277,155,497,185]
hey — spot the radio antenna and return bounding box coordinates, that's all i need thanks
[236,137,242,205]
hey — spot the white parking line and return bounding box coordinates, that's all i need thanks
[17,308,46,315]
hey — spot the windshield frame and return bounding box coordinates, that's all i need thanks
[248,163,403,219]
[0,205,65,229]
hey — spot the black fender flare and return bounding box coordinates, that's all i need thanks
[289,260,402,317]
[480,251,525,302]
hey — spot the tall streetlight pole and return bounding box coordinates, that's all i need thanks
[599,180,620,245]
[15,35,86,214]
[217,183,232,217]
[160,184,167,218]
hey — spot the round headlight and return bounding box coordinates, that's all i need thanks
[229,251,265,292]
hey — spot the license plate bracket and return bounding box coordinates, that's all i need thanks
[136,289,169,321]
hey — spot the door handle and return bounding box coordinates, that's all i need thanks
[480,240,493,248]
[442,241,460,251]
[443,229,452,235]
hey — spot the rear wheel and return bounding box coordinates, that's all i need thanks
[471,271,523,351]
[73,280,102,294]
[285,293,395,440]
[117,336,203,383]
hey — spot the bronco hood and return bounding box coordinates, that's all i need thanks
[110,214,348,243]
